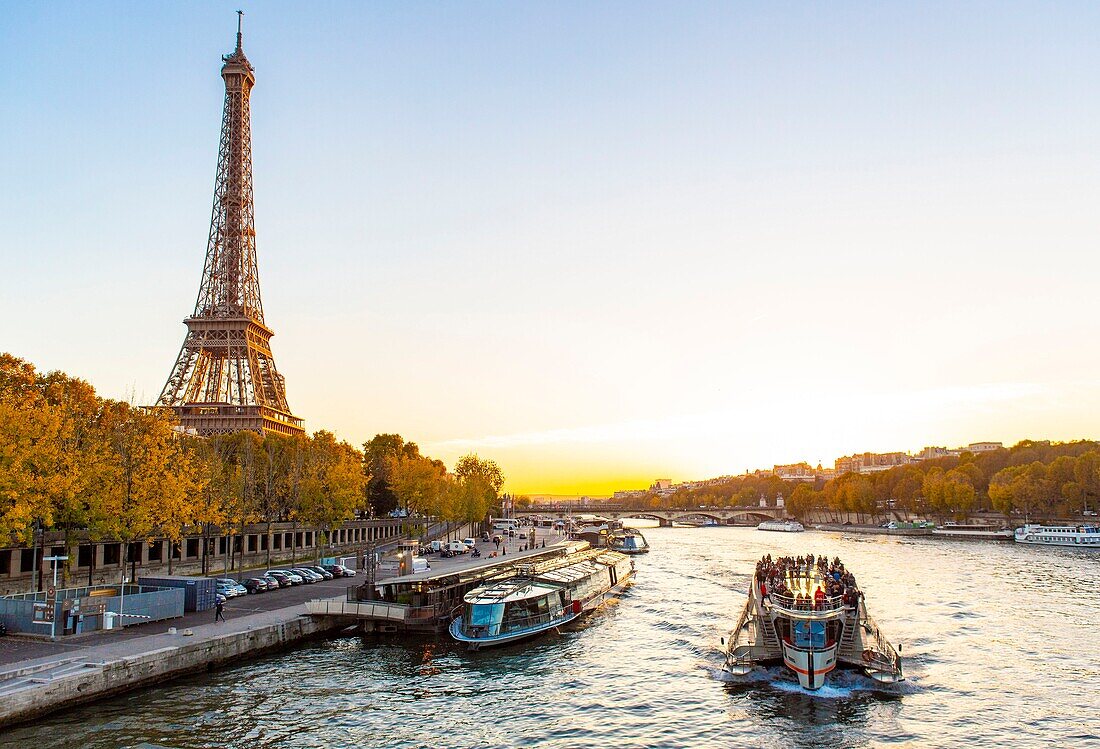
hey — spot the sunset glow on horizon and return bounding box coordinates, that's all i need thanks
[4,3,1100,495]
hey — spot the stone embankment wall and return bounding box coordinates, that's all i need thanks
[0,613,348,729]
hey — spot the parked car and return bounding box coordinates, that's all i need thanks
[321,563,354,578]
[265,571,293,587]
[261,574,283,589]
[243,577,270,594]
[292,568,323,583]
[462,537,476,548]
[305,565,334,580]
[389,508,409,518]
[214,579,248,597]
[267,570,303,586]
[215,593,227,605]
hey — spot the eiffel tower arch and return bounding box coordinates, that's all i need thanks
[156,16,304,437]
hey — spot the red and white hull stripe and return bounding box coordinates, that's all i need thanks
[781,642,838,690]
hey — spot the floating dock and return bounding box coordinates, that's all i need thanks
[307,541,589,634]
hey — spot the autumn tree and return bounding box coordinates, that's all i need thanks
[363,434,421,517]
[786,483,819,519]
[300,431,367,559]
[452,454,505,529]
[94,403,199,583]
[388,453,446,517]
[0,355,61,548]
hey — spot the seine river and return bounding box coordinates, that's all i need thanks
[6,525,1100,749]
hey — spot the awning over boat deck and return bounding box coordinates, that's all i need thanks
[377,541,589,593]
[467,581,562,605]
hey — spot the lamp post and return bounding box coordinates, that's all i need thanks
[118,570,130,631]
[42,555,68,641]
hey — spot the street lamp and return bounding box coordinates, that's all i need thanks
[42,555,68,641]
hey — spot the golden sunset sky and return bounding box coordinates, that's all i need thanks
[4,3,1099,494]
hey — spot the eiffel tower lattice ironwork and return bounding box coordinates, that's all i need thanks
[157,15,304,437]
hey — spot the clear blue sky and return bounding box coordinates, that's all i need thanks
[3,2,1100,493]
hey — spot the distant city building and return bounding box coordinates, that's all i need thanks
[918,441,1003,461]
[835,451,913,475]
[773,463,817,482]
[917,446,960,461]
[650,479,673,491]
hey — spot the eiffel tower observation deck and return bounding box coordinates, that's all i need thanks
[157,15,304,437]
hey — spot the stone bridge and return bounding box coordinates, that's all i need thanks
[514,505,786,527]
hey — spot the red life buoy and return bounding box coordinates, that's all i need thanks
[572,600,582,614]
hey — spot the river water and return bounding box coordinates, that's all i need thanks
[5,525,1100,749]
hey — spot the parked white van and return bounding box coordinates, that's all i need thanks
[427,540,444,553]
[445,540,468,554]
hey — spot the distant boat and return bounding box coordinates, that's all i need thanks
[757,519,805,533]
[932,523,1013,541]
[608,528,650,554]
[1014,524,1100,548]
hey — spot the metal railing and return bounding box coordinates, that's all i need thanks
[768,592,846,612]
[307,597,445,623]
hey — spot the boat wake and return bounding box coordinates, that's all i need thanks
[706,661,920,698]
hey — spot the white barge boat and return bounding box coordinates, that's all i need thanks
[933,523,1014,541]
[1014,523,1100,548]
[449,548,635,650]
[724,554,902,690]
[608,527,650,554]
[757,519,805,533]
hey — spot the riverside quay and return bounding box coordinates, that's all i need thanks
[0,519,405,597]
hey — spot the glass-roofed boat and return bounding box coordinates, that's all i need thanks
[607,527,650,554]
[449,547,635,650]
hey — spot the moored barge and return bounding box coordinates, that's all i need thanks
[450,548,635,649]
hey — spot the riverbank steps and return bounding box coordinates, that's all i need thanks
[0,600,347,729]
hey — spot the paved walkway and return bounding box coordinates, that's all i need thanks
[0,525,566,678]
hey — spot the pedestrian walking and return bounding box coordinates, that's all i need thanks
[215,599,225,623]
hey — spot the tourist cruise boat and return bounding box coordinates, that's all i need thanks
[449,548,635,650]
[608,528,650,554]
[724,555,903,690]
[757,519,805,533]
[1014,524,1100,548]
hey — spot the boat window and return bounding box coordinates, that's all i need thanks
[502,598,541,632]
[467,603,503,632]
[793,620,827,649]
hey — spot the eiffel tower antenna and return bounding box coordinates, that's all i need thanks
[155,17,304,437]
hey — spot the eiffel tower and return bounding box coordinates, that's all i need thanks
[157,14,304,437]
